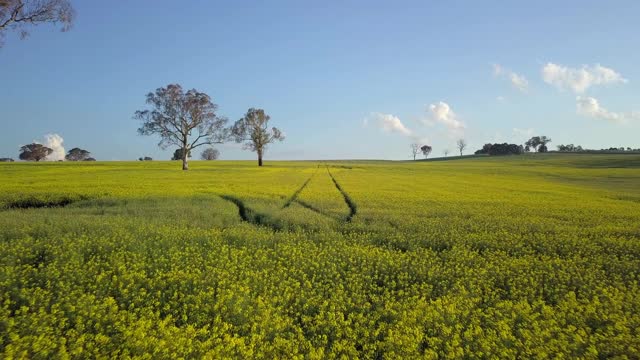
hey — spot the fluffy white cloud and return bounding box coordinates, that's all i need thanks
[493,64,529,92]
[427,102,465,132]
[576,96,638,124]
[542,63,627,93]
[32,133,65,161]
[371,112,412,136]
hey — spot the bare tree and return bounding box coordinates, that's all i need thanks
[443,149,450,157]
[19,143,52,161]
[410,143,420,160]
[0,0,75,47]
[201,147,220,160]
[134,84,228,170]
[231,108,284,166]
[456,139,467,156]
[420,145,432,159]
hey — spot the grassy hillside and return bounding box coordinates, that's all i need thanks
[1,154,639,358]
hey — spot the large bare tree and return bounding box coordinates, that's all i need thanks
[231,108,284,166]
[0,0,74,47]
[134,84,228,170]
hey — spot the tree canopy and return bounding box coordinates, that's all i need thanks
[420,145,432,159]
[134,84,228,170]
[201,148,220,160]
[65,147,91,161]
[475,143,524,156]
[19,143,52,161]
[231,108,284,166]
[171,148,191,161]
[0,0,75,47]
[525,136,552,152]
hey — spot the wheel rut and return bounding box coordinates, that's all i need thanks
[282,169,317,208]
[326,166,357,222]
[219,195,283,231]
[221,165,357,229]
[294,199,336,220]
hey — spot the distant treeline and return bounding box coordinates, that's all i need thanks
[556,144,640,153]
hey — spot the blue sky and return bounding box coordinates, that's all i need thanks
[1,0,639,160]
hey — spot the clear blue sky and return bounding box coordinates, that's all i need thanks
[1,0,639,160]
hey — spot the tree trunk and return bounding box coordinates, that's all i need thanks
[182,146,189,171]
[258,149,263,166]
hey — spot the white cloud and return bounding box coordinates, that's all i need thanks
[576,96,639,124]
[33,133,65,161]
[427,101,465,133]
[44,134,65,161]
[371,112,412,136]
[496,96,506,102]
[542,63,627,93]
[493,64,529,92]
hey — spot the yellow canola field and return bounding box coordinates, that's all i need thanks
[0,154,639,358]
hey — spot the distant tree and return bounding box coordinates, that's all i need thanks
[475,143,493,155]
[19,143,52,161]
[524,145,531,153]
[420,145,432,159]
[231,108,284,166]
[0,157,14,162]
[538,144,548,153]
[410,143,420,160]
[144,156,152,161]
[171,147,191,161]
[540,136,551,148]
[83,157,96,161]
[475,143,523,156]
[525,136,551,152]
[65,147,91,161]
[138,157,143,161]
[0,0,75,47]
[525,137,541,152]
[456,139,467,156]
[557,144,584,152]
[443,149,450,157]
[201,147,220,160]
[134,84,228,170]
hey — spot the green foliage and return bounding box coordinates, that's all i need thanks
[0,154,639,358]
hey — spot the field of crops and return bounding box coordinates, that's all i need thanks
[1,154,639,358]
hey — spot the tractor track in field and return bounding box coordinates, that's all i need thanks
[221,164,357,230]
[294,199,335,219]
[282,169,318,209]
[219,195,283,232]
[326,166,357,222]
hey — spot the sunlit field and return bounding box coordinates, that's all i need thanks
[1,154,639,358]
